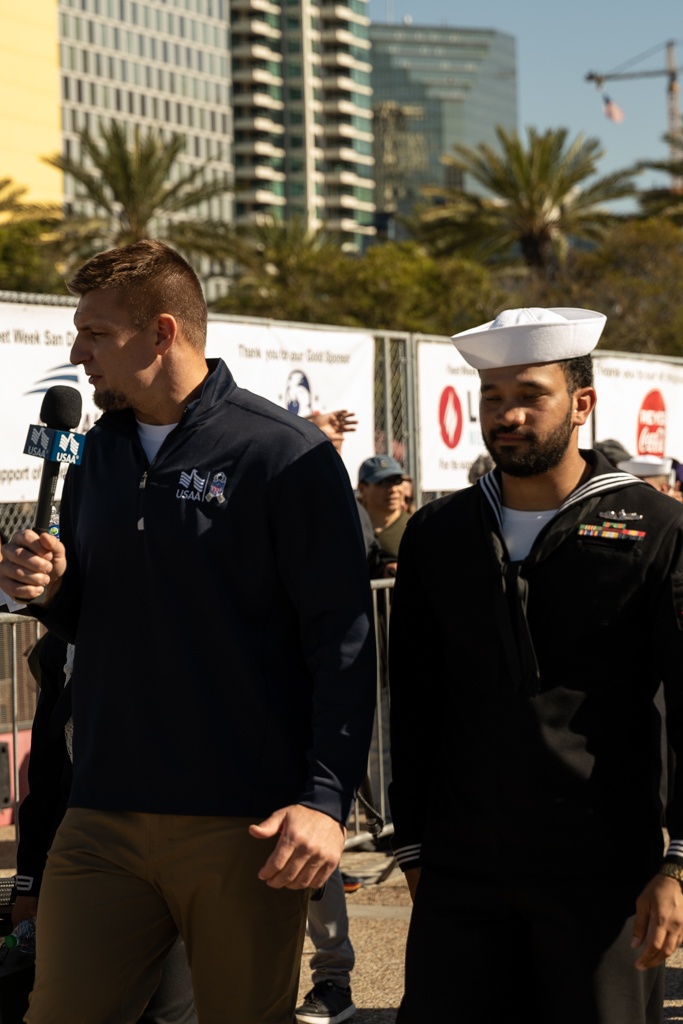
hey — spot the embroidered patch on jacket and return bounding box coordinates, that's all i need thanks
[205,472,227,504]
[578,522,646,541]
[176,468,228,505]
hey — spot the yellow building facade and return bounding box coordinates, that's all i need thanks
[0,2,62,203]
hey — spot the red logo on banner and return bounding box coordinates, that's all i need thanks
[637,389,666,456]
[439,387,462,449]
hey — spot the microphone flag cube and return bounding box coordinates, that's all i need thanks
[24,424,86,466]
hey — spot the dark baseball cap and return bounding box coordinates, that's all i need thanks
[358,455,404,485]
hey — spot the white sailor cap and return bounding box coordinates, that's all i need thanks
[451,307,607,370]
[617,455,672,478]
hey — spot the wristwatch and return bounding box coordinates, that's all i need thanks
[659,862,683,890]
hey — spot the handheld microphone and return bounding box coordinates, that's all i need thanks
[24,386,85,534]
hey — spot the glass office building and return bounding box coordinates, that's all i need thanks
[369,23,517,227]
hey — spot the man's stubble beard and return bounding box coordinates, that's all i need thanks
[483,405,575,478]
[93,389,131,413]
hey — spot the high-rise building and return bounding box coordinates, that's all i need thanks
[57,0,233,227]
[2,0,376,257]
[231,0,375,247]
[1,5,62,203]
[369,22,517,229]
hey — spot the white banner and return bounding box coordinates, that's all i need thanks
[0,303,375,503]
[417,339,487,492]
[591,353,683,461]
[0,304,97,505]
[206,321,375,487]
[417,341,683,493]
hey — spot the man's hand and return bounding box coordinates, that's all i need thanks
[0,530,66,603]
[249,804,346,890]
[632,872,683,969]
[306,410,358,453]
[12,895,38,930]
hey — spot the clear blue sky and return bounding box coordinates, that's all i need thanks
[367,0,682,190]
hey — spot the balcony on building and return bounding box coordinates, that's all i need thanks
[235,163,286,183]
[232,41,283,62]
[234,139,286,159]
[231,17,282,41]
[231,0,282,14]
[320,2,371,27]
[232,91,285,112]
[233,114,285,134]
[232,66,283,88]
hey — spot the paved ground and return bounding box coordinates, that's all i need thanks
[3,827,683,1022]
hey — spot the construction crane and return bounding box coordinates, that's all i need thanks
[586,40,683,186]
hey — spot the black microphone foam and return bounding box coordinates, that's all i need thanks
[40,386,82,431]
[33,386,83,533]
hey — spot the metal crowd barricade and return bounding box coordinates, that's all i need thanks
[0,614,42,830]
[345,577,394,851]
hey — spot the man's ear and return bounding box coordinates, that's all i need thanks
[573,386,597,426]
[154,313,178,356]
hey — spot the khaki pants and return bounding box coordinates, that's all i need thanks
[26,808,309,1024]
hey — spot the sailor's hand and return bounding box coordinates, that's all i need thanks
[632,873,683,969]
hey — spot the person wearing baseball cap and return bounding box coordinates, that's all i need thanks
[389,307,683,1024]
[358,456,409,578]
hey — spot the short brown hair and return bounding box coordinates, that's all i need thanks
[67,240,208,350]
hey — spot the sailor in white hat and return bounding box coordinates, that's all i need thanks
[617,454,673,493]
[450,307,606,513]
[389,306,683,1024]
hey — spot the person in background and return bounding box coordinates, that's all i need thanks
[401,477,415,516]
[593,438,632,469]
[617,454,682,501]
[295,411,362,1024]
[306,410,358,454]
[467,453,494,486]
[357,456,410,578]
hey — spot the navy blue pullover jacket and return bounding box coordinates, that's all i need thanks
[40,359,376,824]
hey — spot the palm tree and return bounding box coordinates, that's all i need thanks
[0,178,30,216]
[43,122,232,270]
[0,178,62,292]
[214,216,352,322]
[411,126,636,277]
[635,138,683,221]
